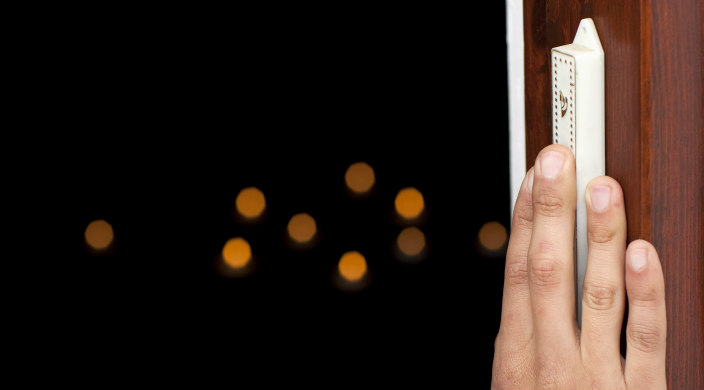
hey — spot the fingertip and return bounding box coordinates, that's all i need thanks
[512,168,535,227]
[628,247,648,272]
[626,240,661,274]
[627,239,656,251]
[625,240,665,307]
[516,167,535,204]
[534,145,574,180]
[586,176,622,195]
[537,143,574,162]
[586,177,624,210]
[587,184,612,213]
[525,167,535,200]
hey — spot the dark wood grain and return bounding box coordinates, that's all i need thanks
[644,0,704,388]
[592,1,644,244]
[523,1,704,388]
[523,0,549,168]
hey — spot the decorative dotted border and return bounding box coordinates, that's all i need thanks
[552,52,575,153]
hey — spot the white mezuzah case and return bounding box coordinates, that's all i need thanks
[551,18,605,325]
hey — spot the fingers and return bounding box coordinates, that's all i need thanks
[527,145,578,354]
[624,240,667,390]
[498,168,535,343]
[579,177,627,379]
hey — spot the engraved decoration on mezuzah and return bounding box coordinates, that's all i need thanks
[552,52,576,155]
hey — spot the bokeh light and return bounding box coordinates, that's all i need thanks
[235,187,266,219]
[345,162,375,194]
[222,237,252,269]
[397,227,426,256]
[287,213,317,244]
[85,219,114,250]
[478,221,507,251]
[394,187,425,220]
[338,251,367,282]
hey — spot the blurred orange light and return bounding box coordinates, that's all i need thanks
[479,221,507,250]
[338,251,367,282]
[394,187,424,220]
[288,213,317,243]
[397,227,426,256]
[85,219,114,250]
[235,187,266,219]
[345,162,375,194]
[222,237,252,269]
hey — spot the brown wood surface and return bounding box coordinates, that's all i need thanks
[523,0,704,388]
[523,0,549,168]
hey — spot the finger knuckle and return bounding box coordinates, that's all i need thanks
[629,284,663,308]
[533,193,566,217]
[529,258,562,290]
[506,258,529,287]
[587,222,619,245]
[494,331,502,350]
[582,283,618,311]
[513,206,533,228]
[536,372,562,390]
[492,347,531,388]
[627,323,663,353]
[534,356,569,389]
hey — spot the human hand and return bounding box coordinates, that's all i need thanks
[492,145,667,389]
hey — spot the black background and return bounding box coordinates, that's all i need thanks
[42,4,511,386]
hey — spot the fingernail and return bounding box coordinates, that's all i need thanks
[629,248,647,272]
[526,169,534,192]
[539,151,564,179]
[590,185,611,212]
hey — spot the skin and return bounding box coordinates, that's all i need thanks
[492,145,667,389]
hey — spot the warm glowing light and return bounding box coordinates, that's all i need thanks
[338,251,367,282]
[85,219,114,250]
[235,187,266,219]
[288,213,317,243]
[222,237,252,269]
[394,187,425,220]
[479,221,508,250]
[397,227,426,256]
[345,162,375,194]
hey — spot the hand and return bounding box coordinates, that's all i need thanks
[492,145,667,389]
